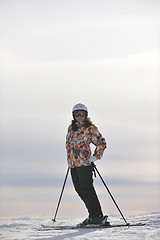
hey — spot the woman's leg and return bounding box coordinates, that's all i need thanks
[76,166,103,218]
[70,168,86,202]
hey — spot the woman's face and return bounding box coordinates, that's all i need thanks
[74,110,86,123]
[75,115,85,123]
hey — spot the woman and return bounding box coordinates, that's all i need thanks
[66,103,109,226]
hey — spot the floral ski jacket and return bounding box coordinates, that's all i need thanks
[66,118,107,168]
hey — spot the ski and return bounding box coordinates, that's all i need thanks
[40,222,146,230]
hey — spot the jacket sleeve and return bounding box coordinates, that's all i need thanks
[90,124,107,160]
[66,125,72,150]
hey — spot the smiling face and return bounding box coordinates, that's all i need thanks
[73,110,86,123]
[75,115,85,123]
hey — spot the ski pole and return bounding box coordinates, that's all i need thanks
[92,163,129,226]
[52,168,69,222]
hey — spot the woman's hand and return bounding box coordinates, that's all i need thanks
[89,156,97,164]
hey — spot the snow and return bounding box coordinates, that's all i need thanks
[0,212,159,240]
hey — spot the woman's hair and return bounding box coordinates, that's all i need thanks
[72,118,92,131]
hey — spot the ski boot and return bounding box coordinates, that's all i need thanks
[77,215,110,227]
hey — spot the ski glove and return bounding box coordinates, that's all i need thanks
[89,156,97,164]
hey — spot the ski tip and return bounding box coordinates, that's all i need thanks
[52,219,56,222]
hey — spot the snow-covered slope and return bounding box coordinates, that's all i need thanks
[0,212,159,240]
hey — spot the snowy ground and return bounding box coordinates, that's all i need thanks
[0,212,159,240]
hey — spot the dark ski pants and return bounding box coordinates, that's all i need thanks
[71,165,103,218]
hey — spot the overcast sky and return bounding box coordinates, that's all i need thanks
[0,0,159,219]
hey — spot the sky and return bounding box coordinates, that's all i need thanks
[0,0,160,219]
